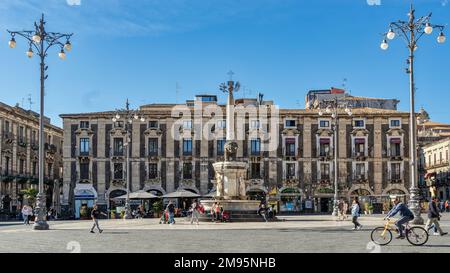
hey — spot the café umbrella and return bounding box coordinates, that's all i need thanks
[114,190,159,200]
[162,190,201,198]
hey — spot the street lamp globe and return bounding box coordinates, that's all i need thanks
[32,34,41,43]
[64,41,72,51]
[318,111,323,116]
[387,29,396,40]
[380,40,389,50]
[115,114,120,120]
[424,23,433,35]
[326,107,331,114]
[26,47,33,58]
[8,37,16,48]
[438,32,446,44]
[140,117,145,122]
[58,49,66,60]
[331,113,336,119]
[112,117,117,122]
[134,114,139,120]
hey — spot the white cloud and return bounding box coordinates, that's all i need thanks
[442,0,448,7]
[367,0,381,6]
[67,0,81,6]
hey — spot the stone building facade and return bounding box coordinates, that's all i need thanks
[61,94,411,217]
[0,102,63,214]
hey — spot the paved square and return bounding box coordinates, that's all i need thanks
[1,214,450,253]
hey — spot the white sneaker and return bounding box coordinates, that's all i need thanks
[357,225,363,230]
[352,227,357,230]
[433,232,440,236]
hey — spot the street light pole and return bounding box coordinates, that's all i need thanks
[319,97,352,217]
[381,4,446,225]
[112,100,145,219]
[8,14,73,230]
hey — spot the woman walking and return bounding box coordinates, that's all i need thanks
[351,198,363,230]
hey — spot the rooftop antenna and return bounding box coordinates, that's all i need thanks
[27,94,34,110]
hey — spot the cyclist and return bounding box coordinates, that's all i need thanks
[385,197,414,239]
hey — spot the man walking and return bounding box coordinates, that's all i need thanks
[425,197,448,236]
[167,201,175,225]
[90,204,107,234]
[190,199,201,225]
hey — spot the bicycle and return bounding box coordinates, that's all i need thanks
[370,218,429,246]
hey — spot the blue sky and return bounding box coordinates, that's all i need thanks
[0,0,449,127]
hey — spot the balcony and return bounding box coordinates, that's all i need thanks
[352,173,368,184]
[319,152,332,161]
[45,143,58,154]
[2,132,14,144]
[388,173,402,184]
[388,150,403,160]
[352,150,367,161]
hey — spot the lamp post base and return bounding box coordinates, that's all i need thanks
[331,200,339,217]
[33,193,49,230]
[409,188,424,225]
[123,202,133,219]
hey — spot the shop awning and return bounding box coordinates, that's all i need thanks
[354,138,365,144]
[425,172,436,180]
[114,190,159,199]
[390,138,401,144]
[319,138,330,144]
[285,138,296,144]
[162,190,201,198]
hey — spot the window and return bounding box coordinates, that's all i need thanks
[286,163,296,179]
[354,119,365,128]
[114,121,124,128]
[319,138,331,157]
[148,121,158,129]
[32,131,37,145]
[250,120,260,129]
[183,120,192,129]
[79,138,90,156]
[251,138,261,155]
[19,126,25,142]
[217,139,225,156]
[355,163,365,179]
[113,163,123,180]
[32,161,37,176]
[148,163,158,179]
[285,138,296,156]
[354,138,365,155]
[113,138,124,156]
[389,138,401,157]
[80,162,89,180]
[390,119,401,128]
[285,119,296,128]
[148,138,158,156]
[4,120,10,133]
[391,163,401,180]
[251,163,261,179]
[4,157,10,175]
[80,121,90,129]
[19,159,25,174]
[320,163,330,180]
[183,139,192,155]
[183,162,193,179]
[217,120,226,129]
[319,120,330,128]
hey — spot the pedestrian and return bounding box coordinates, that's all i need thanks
[445,200,449,213]
[210,202,217,222]
[425,197,448,236]
[215,203,222,222]
[337,199,344,221]
[351,198,362,230]
[190,199,200,225]
[90,204,107,233]
[342,200,349,220]
[166,201,176,225]
[258,203,268,222]
[21,205,31,225]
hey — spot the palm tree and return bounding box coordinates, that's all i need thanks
[21,188,39,207]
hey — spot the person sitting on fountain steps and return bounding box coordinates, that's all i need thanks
[385,197,414,239]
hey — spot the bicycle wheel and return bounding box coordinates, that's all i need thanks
[371,227,392,246]
[406,227,429,246]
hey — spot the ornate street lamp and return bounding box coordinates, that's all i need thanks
[380,4,445,225]
[318,98,352,217]
[8,14,73,230]
[112,99,145,219]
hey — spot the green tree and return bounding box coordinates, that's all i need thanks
[20,188,39,206]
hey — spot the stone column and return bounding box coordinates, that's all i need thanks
[62,120,72,207]
[165,118,175,193]
[339,118,348,191]
[11,123,18,209]
[97,121,106,204]
[373,117,383,195]
[303,118,313,193]
[200,121,209,194]
[131,122,140,191]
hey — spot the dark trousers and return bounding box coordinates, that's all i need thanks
[352,216,361,228]
[395,216,414,236]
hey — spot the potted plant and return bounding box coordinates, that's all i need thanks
[110,209,116,219]
[20,188,38,207]
[368,204,374,215]
[152,201,163,218]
